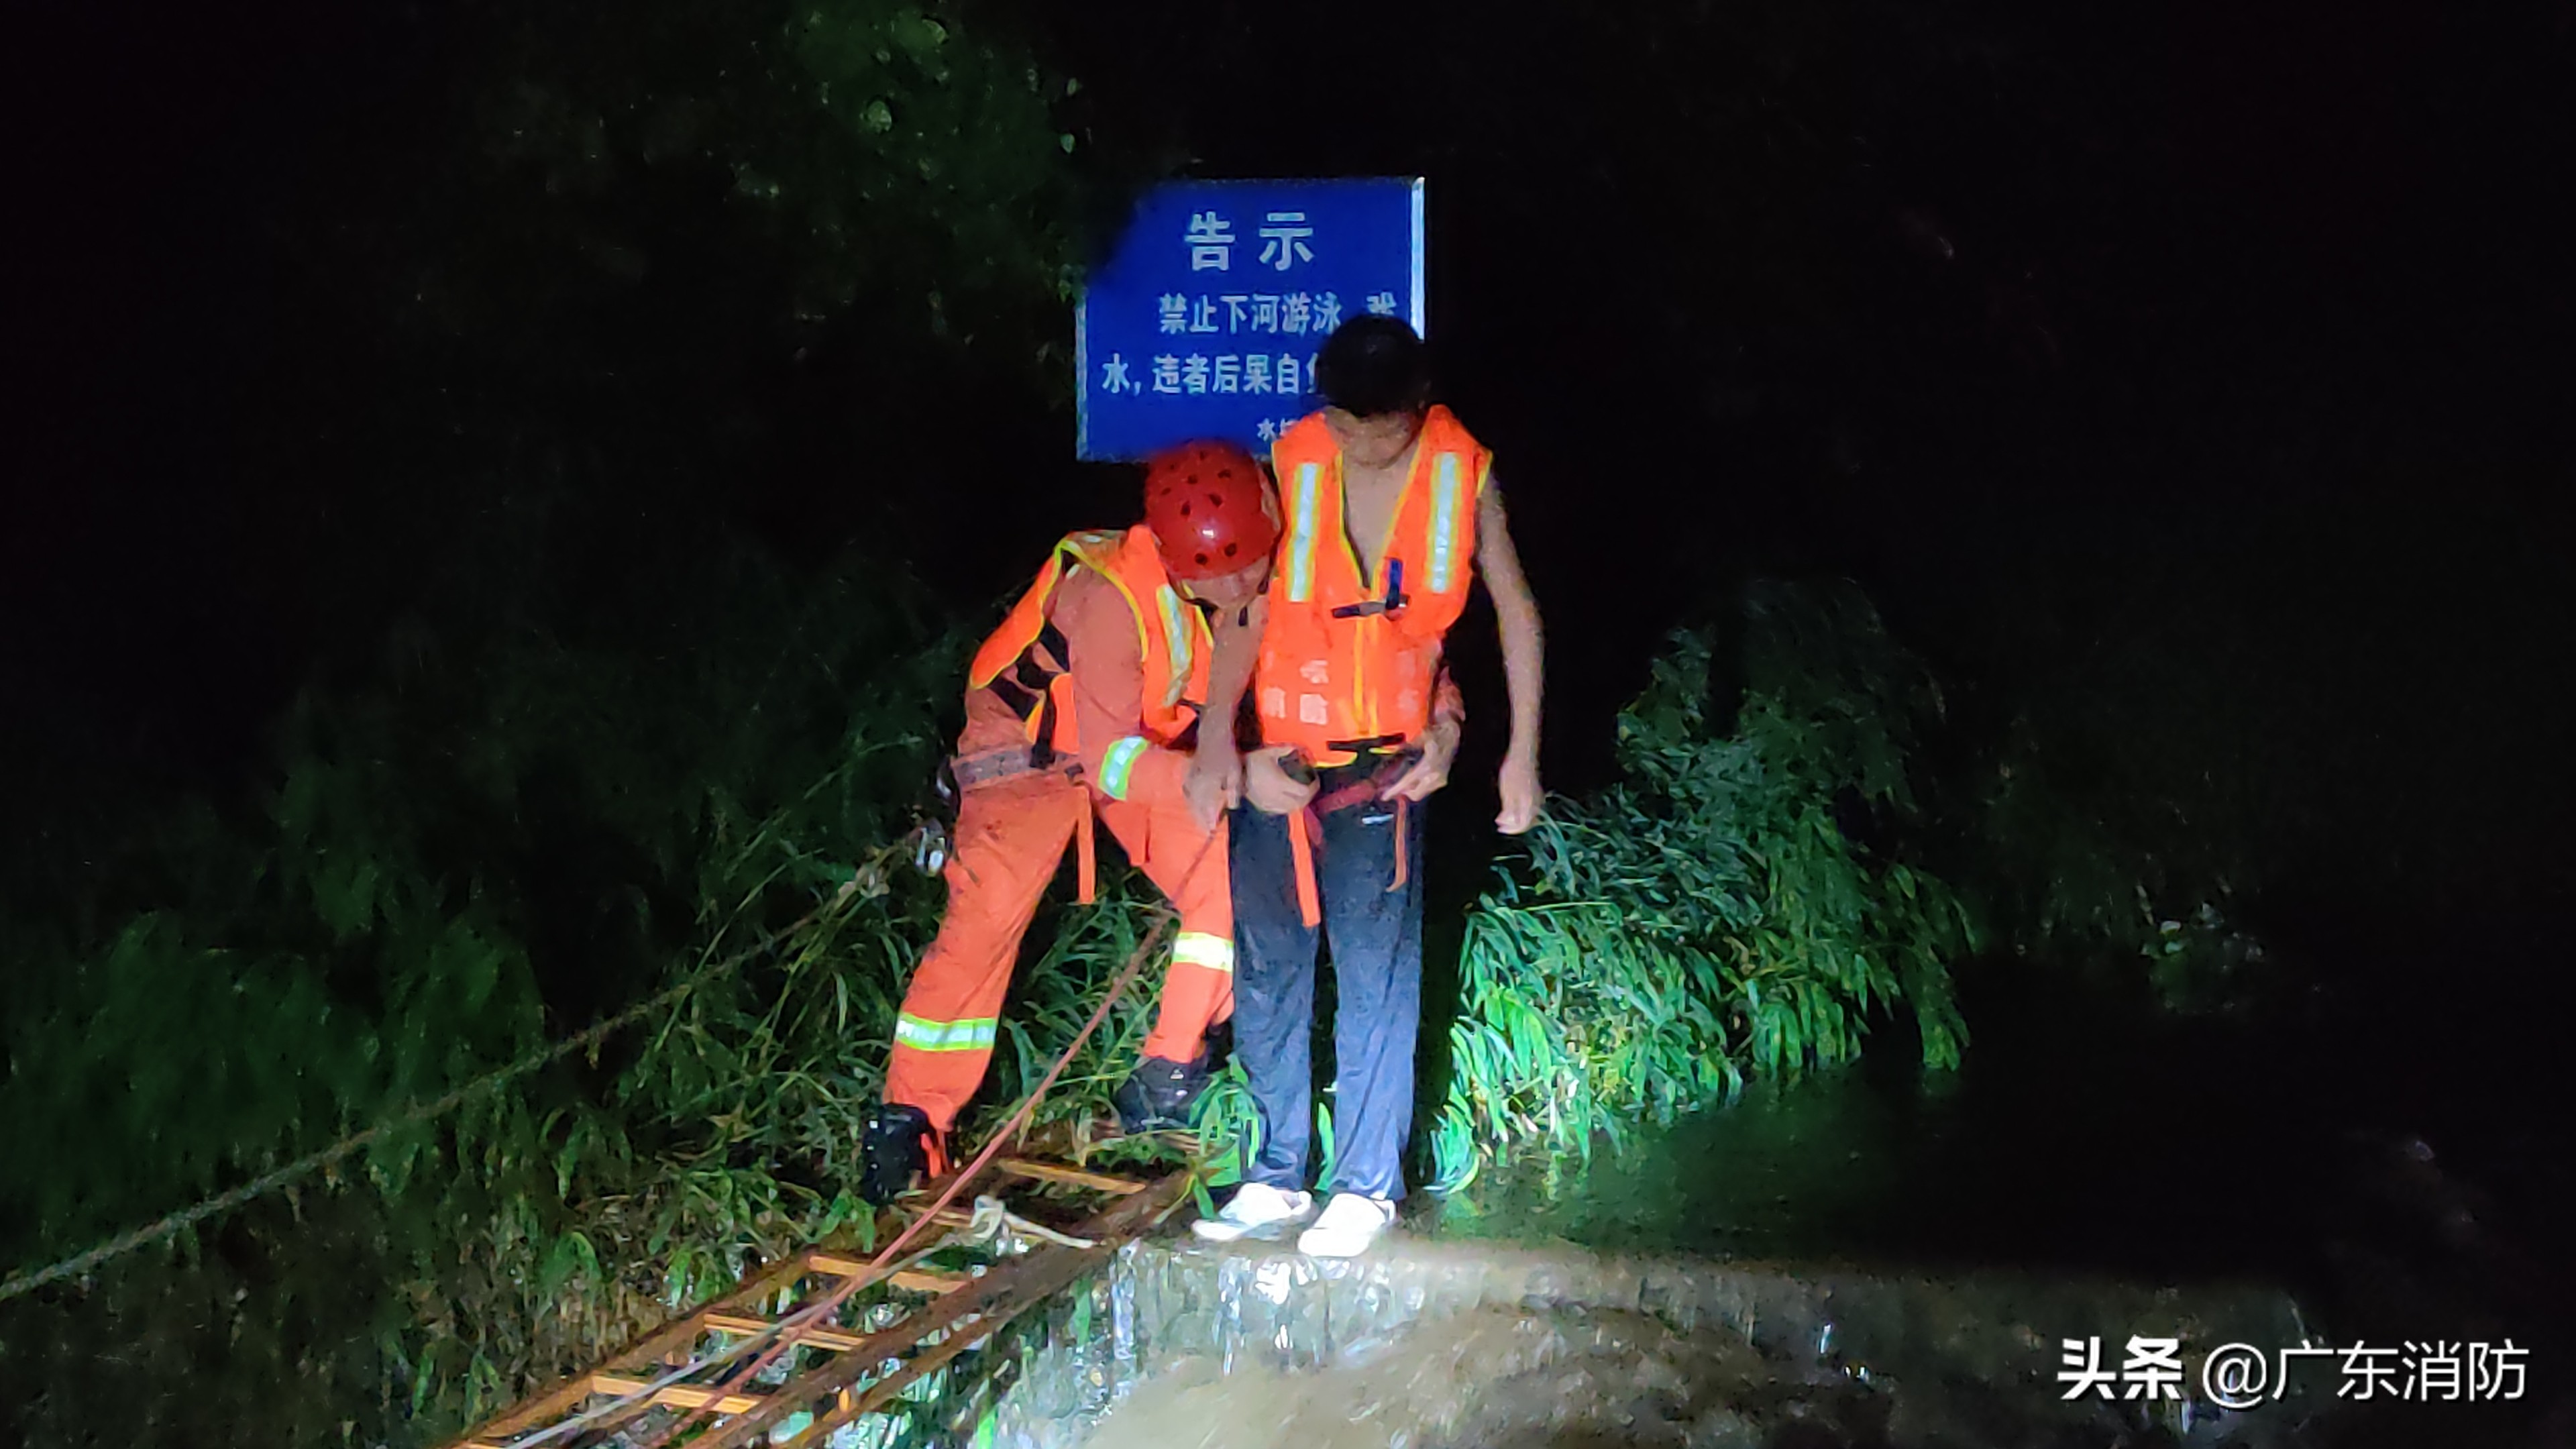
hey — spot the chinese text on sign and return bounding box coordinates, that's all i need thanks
[1076,178,1426,462]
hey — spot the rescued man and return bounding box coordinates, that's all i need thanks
[1187,315,1546,1256]
[857,441,1281,1203]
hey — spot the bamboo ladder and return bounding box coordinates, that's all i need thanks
[445,1146,1196,1449]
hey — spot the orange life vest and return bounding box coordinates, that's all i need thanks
[1255,406,1489,767]
[967,525,1214,765]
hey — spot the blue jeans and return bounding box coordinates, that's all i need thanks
[1228,779,1428,1201]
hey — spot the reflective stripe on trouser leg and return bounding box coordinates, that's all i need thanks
[1143,930,1234,1064]
[893,1014,998,1051]
[884,772,1085,1132]
[1171,931,1234,971]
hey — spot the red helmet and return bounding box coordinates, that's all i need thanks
[1140,439,1279,580]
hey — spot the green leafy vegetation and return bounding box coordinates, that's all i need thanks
[1966,570,2279,1015]
[1432,582,1978,1191]
[0,0,1153,1437]
[0,568,1997,1444]
[0,530,1213,1444]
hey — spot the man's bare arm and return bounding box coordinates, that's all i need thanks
[1477,480,1545,833]
[1185,590,1268,826]
[1479,482,1545,765]
[1203,591,1265,737]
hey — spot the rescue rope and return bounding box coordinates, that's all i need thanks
[629,910,1178,1448]
[492,1325,803,1449]
[946,1194,1098,1252]
[13,777,1208,1443]
[531,804,1220,1448]
[0,834,926,1307]
[488,909,1163,1449]
[490,1210,989,1449]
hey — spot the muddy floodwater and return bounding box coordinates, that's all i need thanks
[1025,1222,2318,1444]
[1065,1238,2309,1449]
[1089,1300,1886,1449]
[997,966,2568,1449]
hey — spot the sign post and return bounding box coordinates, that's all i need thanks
[1075,178,1426,462]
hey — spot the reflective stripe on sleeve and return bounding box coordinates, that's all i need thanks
[1172,930,1235,973]
[1157,585,1192,696]
[1286,462,1320,602]
[1098,735,1150,800]
[894,1013,997,1052]
[1428,451,1463,594]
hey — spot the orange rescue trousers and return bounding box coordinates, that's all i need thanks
[883,769,1235,1133]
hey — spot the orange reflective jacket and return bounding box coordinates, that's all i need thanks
[1255,406,1490,767]
[968,525,1213,767]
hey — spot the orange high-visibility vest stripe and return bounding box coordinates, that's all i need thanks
[1256,406,1489,767]
[967,525,1214,761]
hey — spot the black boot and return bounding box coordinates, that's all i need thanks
[1113,1054,1213,1134]
[859,1103,937,1204]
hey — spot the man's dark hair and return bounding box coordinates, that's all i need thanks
[1313,314,1430,418]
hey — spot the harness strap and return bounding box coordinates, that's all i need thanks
[1289,805,1322,929]
[987,672,1038,717]
[1389,796,1409,895]
[951,745,1041,790]
[1284,749,1418,930]
[986,621,1077,762]
[1075,785,1097,905]
[1044,673,1078,757]
[1310,776,1387,815]
[1032,619,1070,674]
[1328,558,1409,619]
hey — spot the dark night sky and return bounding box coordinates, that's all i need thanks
[7,0,452,768]
[5,0,2571,877]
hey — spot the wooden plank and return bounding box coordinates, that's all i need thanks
[442,1152,1171,1449]
[889,1267,973,1295]
[787,1307,986,1445]
[688,1169,1195,1449]
[994,1158,1146,1195]
[806,1256,968,1295]
[446,1249,817,1444]
[445,1177,961,1447]
[804,1251,871,1279]
[588,1373,765,1415]
[702,1313,869,1353]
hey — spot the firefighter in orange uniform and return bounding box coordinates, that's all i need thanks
[858,441,1280,1203]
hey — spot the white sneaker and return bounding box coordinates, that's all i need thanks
[1295,1193,1397,1258]
[1190,1182,1315,1243]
